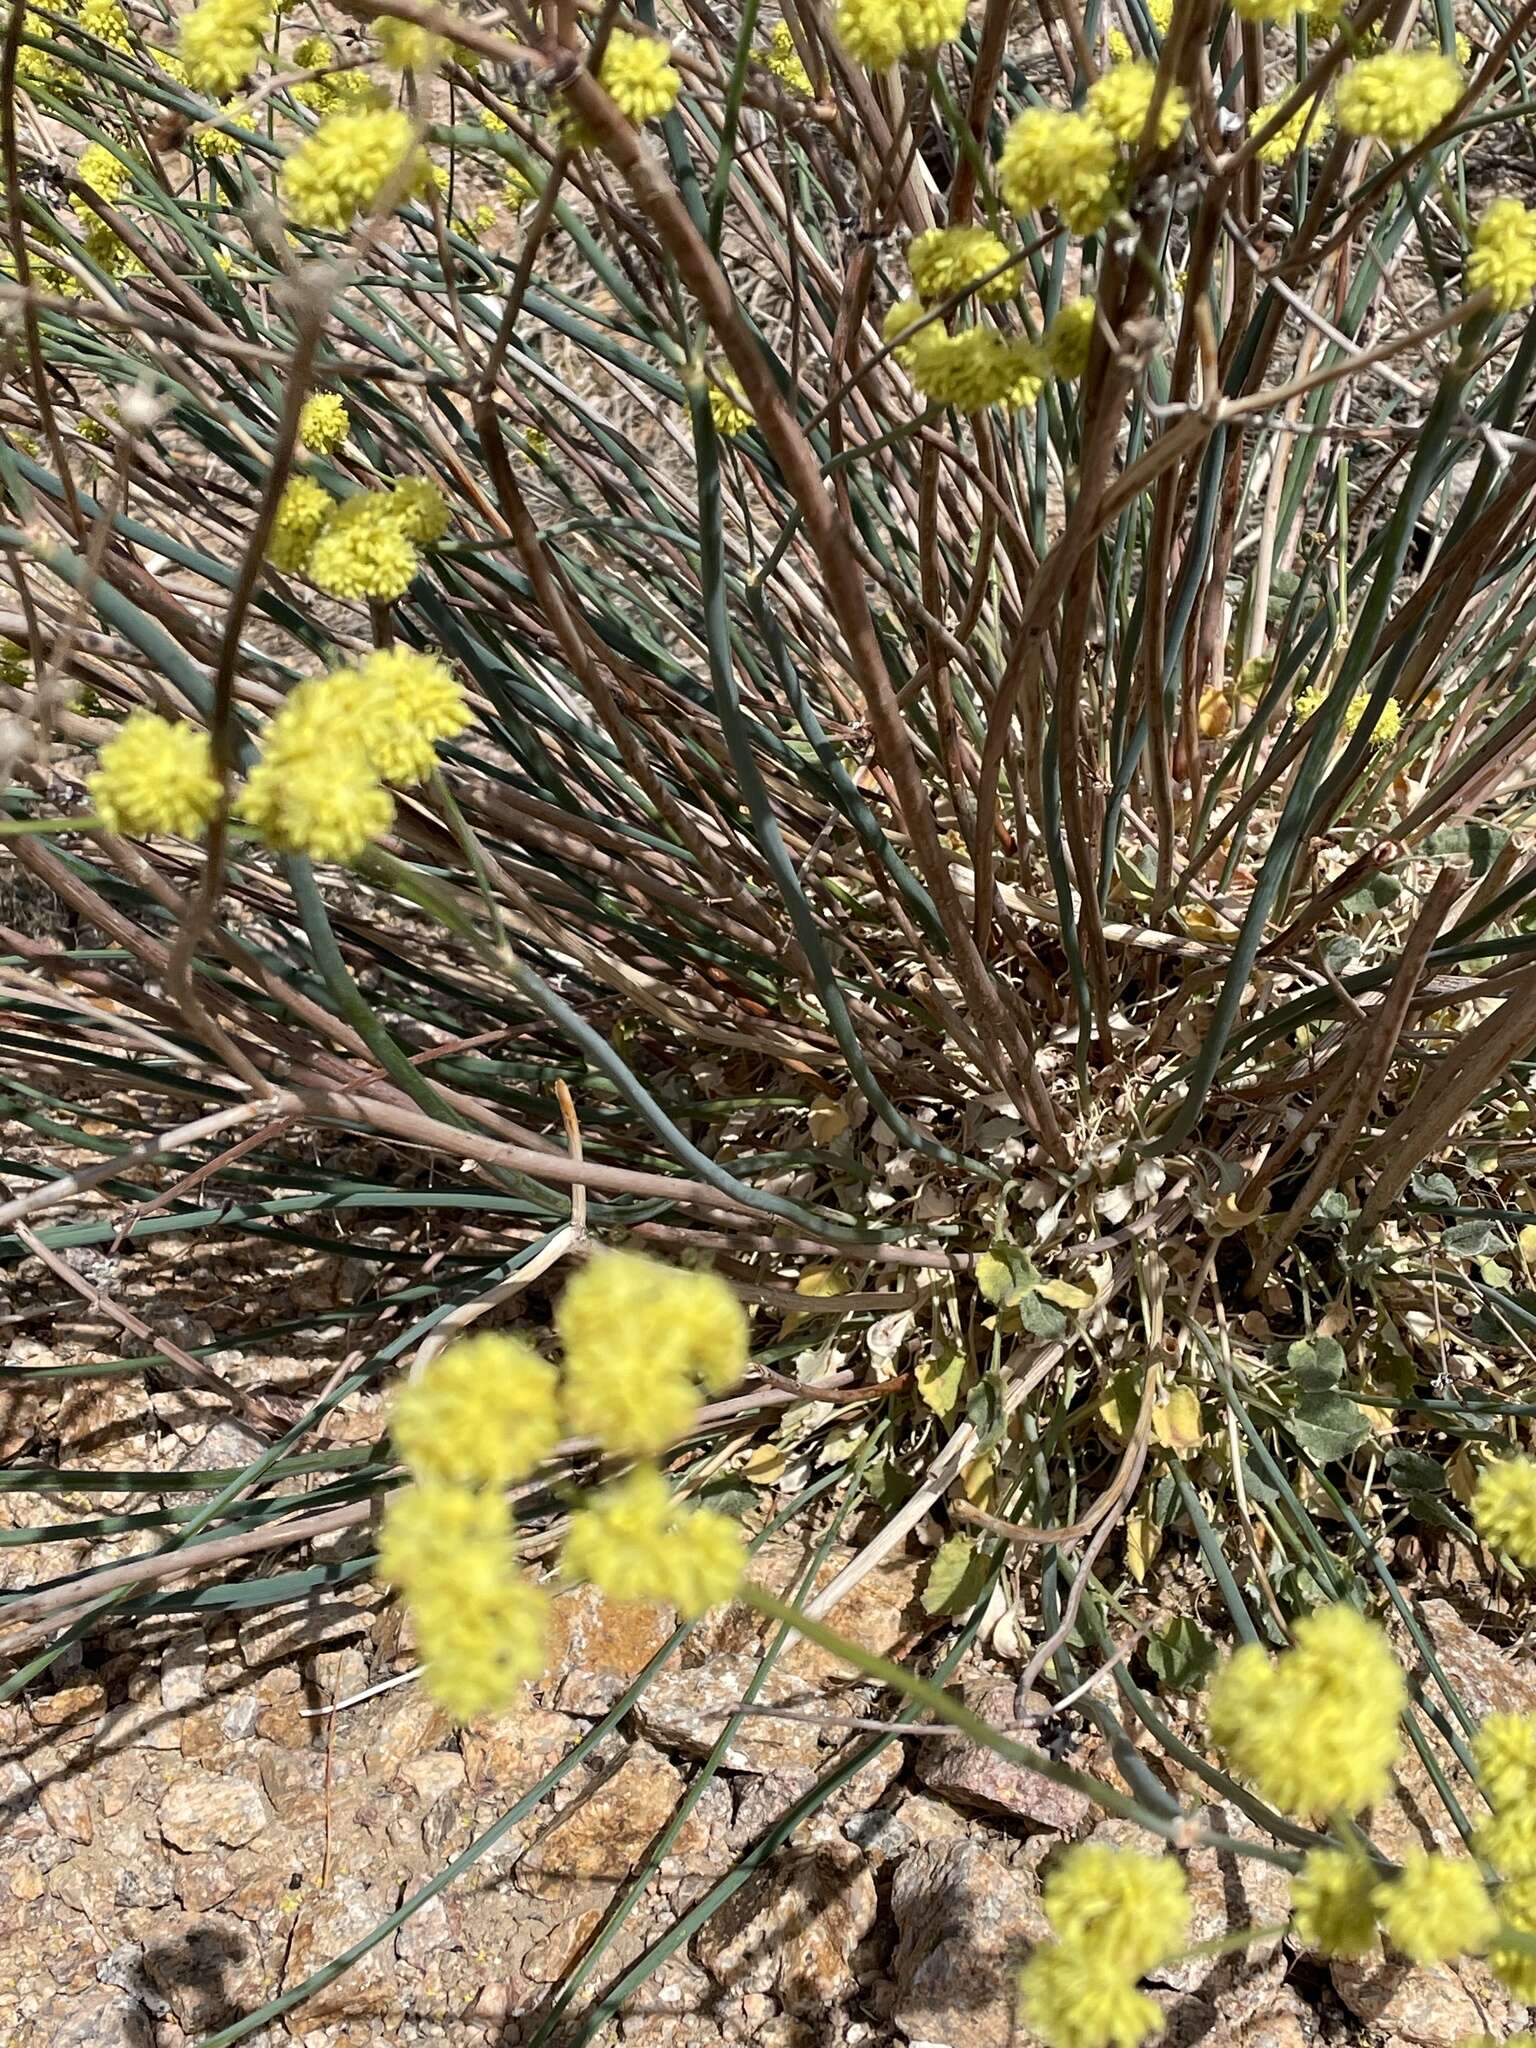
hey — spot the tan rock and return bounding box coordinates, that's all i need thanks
[38,1778,93,1846]
[890,1838,1049,2048]
[633,1654,823,1773]
[30,1684,106,1730]
[1417,1599,1536,1717]
[141,1910,269,2030]
[695,1842,877,2013]
[915,1681,1101,1832]
[545,1582,676,1714]
[158,1774,270,1853]
[459,1702,581,1797]
[1331,1954,1487,2045]
[281,1875,396,2019]
[398,1751,466,1805]
[520,1744,685,1897]
[36,1986,152,2048]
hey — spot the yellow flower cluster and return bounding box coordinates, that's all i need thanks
[178,0,269,98]
[558,1249,749,1454]
[1376,1851,1496,1965]
[1047,298,1096,378]
[281,107,428,232]
[1294,682,1401,747]
[1469,200,1536,314]
[377,1253,751,1720]
[1086,61,1190,149]
[1249,97,1332,165]
[1017,1845,1190,2048]
[999,62,1188,236]
[392,1333,561,1486]
[376,15,447,73]
[241,646,470,860]
[909,326,1048,412]
[599,30,680,123]
[999,108,1120,235]
[562,1464,745,1616]
[77,142,132,203]
[835,0,967,71]
[1207,1603,1405,1819]
[758,20,812,96]
[1473,1453,1536,1564]
[87,710,222,840]
[78,0,130,48]
[271,473,449,601]
[290,34,384,116]
[1289,1850,1378,1957]
[379,1478,549,1724]
[709,382,753,437]
[908,226,1016,305]
[1492,1880,1536,2002]
[298,391,350,454]
[1233,0,1296,21]
[195,105,256,158]
[1334,52,1462,147]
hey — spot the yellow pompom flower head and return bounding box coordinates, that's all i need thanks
[562,1464,746,1617]
[331,647,472,786]
[392,1332,561,1487]
[376,14,448,74]
[909,327,1047,413]
[1086,60,1189,150]
[1041,1844,1191,1975]
[240,682,395,861]
[281,107,428,232]
[1249,96,1332,165]
[1289,1850,1379,1957]
[178,0,270,98]
[88,711,221,840]
[1474,1710,1536,1809]
[298,391,350,453]
[999,106,1120,235]
[908,226,1017,305]
[1015,1941,1164,2048]
[835,0,967,70]
[1047,298,1097,378]
[267,473,333,573]
[389,474,452,546]
[758,20,812,96]
[1334,52,1462,146]
[1207,1602,1405,1818]
[557,1249,749,1455]
[1473,1453,1536,1565]
[708,380,753,438]
[308,490,421,603]
[597,29,680,124]
[1468,200,1536,314]
[1374,1851,1496,1965]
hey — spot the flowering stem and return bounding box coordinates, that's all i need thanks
[741,1583,1302,1871]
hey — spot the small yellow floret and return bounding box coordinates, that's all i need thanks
[339,647,471,785]
[392,1332,560,1486]
[1469,200,1536,314]
[1491,1875,1536,2001]
[1334,52,1462,146]
[178,0,269,97]
[376,15,446,72]
[884,295,929,365]
[1474,1454,1536,1565]
[1046,298,1096,377]
[308,492,422,602]
[268,473,333,573]
[709,382,753,437]
[599,30,680,123]
[1375,1852,1496,1964]
[1042,1844,1191,1975]
[389,474,452,546]
[909,226,1016,305]
[561,1464,746,1617]
[195,105,256,157]
[78,0,131,47]
[758,20,812,95]
[835,0,967,70]
[1478,1804,1536,1878]
[281,107,427,231]
[1290,1850,1379,1957]
[1207,1603,1405,1819]
[1234,0,1296,21]
[1250,97,1332,164]
[76,143,132,203]
[378,1475,513,1589]
[1086,61,1189,149]
[1016,1940,1165,2048]
[88,711,221,839]
[413,1566,550,1721]
[998,106,1119,234]
[557,1250,749,1455]
[910,327,1047,412]
[298,392,350,453]
[1474,1711,1536,1811]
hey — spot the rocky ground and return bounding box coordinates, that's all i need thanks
[3,1458,1532,2048]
